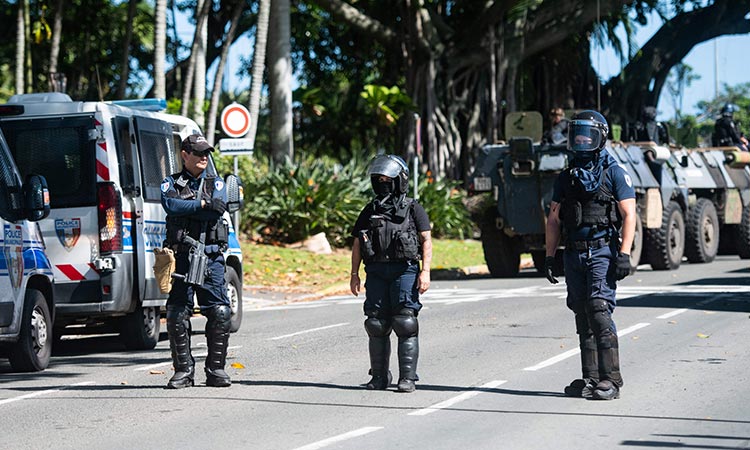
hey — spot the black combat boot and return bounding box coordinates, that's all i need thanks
[366,335,392,390]
[565,333,599,398]
[591,332,622,400]
[204,305,232,387]
[396,336,419,393]
[166,306,194,389]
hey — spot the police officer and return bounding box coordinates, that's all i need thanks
[543,107,569,145]
[161,134,232,389]
[350,154,432,393]
[631,106,669,145]
[544,110,636,400]
[713,104,748,151]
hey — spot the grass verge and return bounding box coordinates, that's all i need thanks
[240,238,486,293]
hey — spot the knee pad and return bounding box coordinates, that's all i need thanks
[574,313,591,336]
[392,308,419,338]
[205,305,231,331]
[364,316,392,337]
[587,299,615,339]
[167,305,191,322]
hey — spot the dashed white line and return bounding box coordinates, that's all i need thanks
[523,322,651,371]
[134,345,243,371]
[0,381,95,406]
[268,323,349,341]
[657,308,688,319]
[292,426,383,450]
[408,380,508,416]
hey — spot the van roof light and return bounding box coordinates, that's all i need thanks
[108,98,167,112]
[8,92,73,103]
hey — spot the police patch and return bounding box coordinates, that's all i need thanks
[624,173,633,187]
[161,180,171,192]
[215,179,224,191]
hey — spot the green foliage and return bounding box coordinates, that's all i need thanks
[416,174,473,240]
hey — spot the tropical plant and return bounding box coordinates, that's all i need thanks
[416,173,473,240]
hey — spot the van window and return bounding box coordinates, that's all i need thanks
[1,116,96,208]
[134,117,177,202]
[0,132,22,221]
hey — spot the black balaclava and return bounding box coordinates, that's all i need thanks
[372,176,396,197]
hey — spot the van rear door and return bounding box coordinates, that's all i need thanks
[130,116,178,302]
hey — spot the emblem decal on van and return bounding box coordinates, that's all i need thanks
[55,218,81,251]
[3,224,24,291]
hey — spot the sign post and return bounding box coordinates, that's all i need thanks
[220,103,254,229]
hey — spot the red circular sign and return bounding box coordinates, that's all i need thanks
[220,103,251,138]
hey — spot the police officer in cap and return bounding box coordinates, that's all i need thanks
[161,134,232,389]
[350,154,432,393]
[544,110,636,400]
[713,104,748,151]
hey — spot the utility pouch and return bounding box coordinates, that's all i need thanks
[360,230,376,260]
[183,248,208,286]
[369,215,385,255]
[394,229,420,261]
[561,200,583,229]
[153,247,176,294]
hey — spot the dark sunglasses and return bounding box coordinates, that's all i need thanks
[190,150,210,157]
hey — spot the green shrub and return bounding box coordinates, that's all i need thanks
[416,174,473,239]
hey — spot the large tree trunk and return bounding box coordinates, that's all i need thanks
[206,2,244,145]
[15,0,25,94]
[180,0,212,117]
[48,0,64,91]
[268,0,294,164]
[192,0,208,128]
[153,0,167,99]
[246,0,271,149]
[116,0,138,98]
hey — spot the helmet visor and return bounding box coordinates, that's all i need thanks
[568,120,605,152]
[367,155,406,178]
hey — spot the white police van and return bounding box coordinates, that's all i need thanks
[0,126,55,371]
[0,93,244,350]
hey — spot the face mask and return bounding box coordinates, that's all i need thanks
[373,179,395,197]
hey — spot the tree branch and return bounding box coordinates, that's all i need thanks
[307,0,398,45]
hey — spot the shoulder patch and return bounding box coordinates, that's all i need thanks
[215,179,224,191]
[161,180,171,192]
[624,173,633,188]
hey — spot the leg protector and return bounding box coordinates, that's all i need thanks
[392,308,419,392]
[204,305,232,387]
[587,299,623,388]
[166,306,194,389]
[364,316,392,390]
[564,314,599,398]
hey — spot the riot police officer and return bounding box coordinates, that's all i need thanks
[544,110,636,400]
[543,107,569,145]
[161,134,232,389]
[350,154,432,393]
[713,104,748,151]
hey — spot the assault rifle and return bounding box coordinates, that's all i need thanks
[171,177,209,286]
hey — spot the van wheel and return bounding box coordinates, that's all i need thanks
[120,305,160,350]
[226,267,243,333]
[481,226,520,278]
[9,289,52,372]
[685,198,719,263]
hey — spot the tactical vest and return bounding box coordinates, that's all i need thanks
[165,172,229,247]
[360,199,421,264]
[560,166,620,235]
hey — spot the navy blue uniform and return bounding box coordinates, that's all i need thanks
[161,169,229,311]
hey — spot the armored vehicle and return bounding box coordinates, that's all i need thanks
[469,111,688,277]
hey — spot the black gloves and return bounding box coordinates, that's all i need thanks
[614,252,631,281]
[207,197,227,214]
[544,256,558,284]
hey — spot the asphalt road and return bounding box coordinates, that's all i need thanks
[1,256,749,450]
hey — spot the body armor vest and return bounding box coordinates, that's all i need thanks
[361,198,421,263]
[165,172,229,247]
[560,166,620,235]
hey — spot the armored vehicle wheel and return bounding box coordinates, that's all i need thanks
[645,200,685,270]
[685,198,719,263]
[9,290,52,372]
[738,206,750,259]
[629,214,643,273]
[120,305,160,350]
[481,227,520,277]
[226,266,243,333]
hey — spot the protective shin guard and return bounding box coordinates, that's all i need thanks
[166,306,194,389]
[592,332,622,400]
[204,305,232,387]
[364,316,392,390]
[393,309,419,393]
[564,333,599,398]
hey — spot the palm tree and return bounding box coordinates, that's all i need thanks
[153,0,167,99]
[15,0,26,94]
[268,0,293,163]
[246,0,270,148]
[180,0,212,117]
[192,0,208,128]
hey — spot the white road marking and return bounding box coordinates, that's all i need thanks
[269,323,350,341]
[408,380,508,416]
[0,381,95,406]
[523,323,651,371]
[657,308,689,319]
[292,427,383,450]
[134,345,243,371]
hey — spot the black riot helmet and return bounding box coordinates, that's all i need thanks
[368,154,410,195]
[721,103,738,118]
[567,110,609,154]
